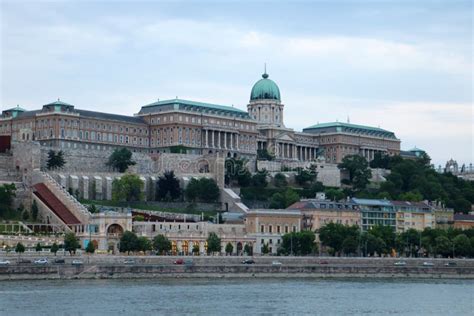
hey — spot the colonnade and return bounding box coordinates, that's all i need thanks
[360,148,386,161]
[276,142,317,161]
[204,129,240,151]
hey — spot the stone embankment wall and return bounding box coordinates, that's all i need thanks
[1,257,473,280]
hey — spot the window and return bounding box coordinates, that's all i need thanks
[260,225,264,233]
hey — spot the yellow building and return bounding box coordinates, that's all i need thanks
[392,201,435,232]
[244,209,302,254]
[288,199,361,232]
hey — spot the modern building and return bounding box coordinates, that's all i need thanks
[351,198,396,231]
[392,201,435,232]
[1,71,401,163]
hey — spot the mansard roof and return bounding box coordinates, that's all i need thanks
[303,122,397,139]
[138,98,250,118]
[76,109,145,124]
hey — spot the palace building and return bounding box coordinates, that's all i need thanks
[0,71,401,163]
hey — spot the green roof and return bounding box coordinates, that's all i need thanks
[250,72,281,101]
[304,122,390,133]
[4,105,27,112]
[140,98,248,114]
[43,100,74,107]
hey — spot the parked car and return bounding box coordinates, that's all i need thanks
[123,259,135,264]
[18,259,32,264]
[0,260,10,265]
[242,259,255,264]
[394,261,407,266]
[71,260,83,266]
[422,262,434,267]
[272,261,282,266]
[54,259,65,264]
[174,259,184,265]
[34,258,49,265]
[444,262,457,267]
[319,260,329,265]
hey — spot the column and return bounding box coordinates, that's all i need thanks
[205,129,208,148]
[230,133,233,150]
[224,132,227,149]
[211,130,215,148]
[236,134,239,150]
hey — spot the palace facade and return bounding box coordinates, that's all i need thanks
[0,71,401,163]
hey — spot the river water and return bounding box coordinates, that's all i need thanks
[0,278,472,315]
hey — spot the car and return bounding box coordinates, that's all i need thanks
[242,259,255,264]
[34,258,49,265]
[422,262,434,267]
[174,259,184,265]
[184,259,194,266]
[18,259,32,264]
[444,262,457,267]
[71,260,83,266]
[394,261,407,266]
[0,260,10,265]
[123,259,135,264]
[272,261,282,266]
[319,260,329,265]
[54,259,65,264]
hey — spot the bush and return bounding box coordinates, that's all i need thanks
[112,174,144,202]
[106,148,135,172]
[185,178,220,203]
[156,171,181,201]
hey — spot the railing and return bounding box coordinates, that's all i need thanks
[37,171,91,223]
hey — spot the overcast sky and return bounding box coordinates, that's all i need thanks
[1,0,472,167]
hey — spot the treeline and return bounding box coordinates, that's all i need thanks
[318,223,474,258]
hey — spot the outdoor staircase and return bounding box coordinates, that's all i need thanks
[32,170,91,224]
[33,183,81,225]
[222,188,249,213]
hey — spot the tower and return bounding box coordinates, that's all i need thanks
[247,71,284,127]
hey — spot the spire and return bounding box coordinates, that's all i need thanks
[347,116,350,123]
[262,63,269,79]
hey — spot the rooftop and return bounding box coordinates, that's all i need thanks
[304,122,391,133]
[351,198,393,207]
[139,98,248,115]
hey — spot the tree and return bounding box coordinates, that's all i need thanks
[294,169,316,187]
[269,188,300,209]
[453,234,471,257]
[119,231,139,254]
[338,155,372,191]
[261,243,270,255]
[192,244,200,255]
[325,188,345,201]
[342,237,358,256]
[106,148,136,172]
[156,171,181,201]
[35,243,42,252]
[206,232,221,254]
[87,204,98,213]
[319,223,359,256]
[185,178,220,203]
[369,225,396,255]
[31,200,39,220]
[85,241,95,254]
[51,243,59,256]
[274,173,288,188]
[434,236,452,258]
[137,237,152,253]
[244,244,253,256]
[225,242,234,255]
[112,174,144,202]
[152,234,171,255]
[279,231,317,256]
[64,232,80,255]
[0,183,16,216]
[225,157,252,187]
[251,170,268,187]
[257,148,274,161]
[15,242,25,256]
[47,150,66,170]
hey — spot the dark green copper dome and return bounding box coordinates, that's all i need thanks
[250,72,281,101]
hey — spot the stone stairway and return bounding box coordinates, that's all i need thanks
[222,188,249,213]
[32,170,91,224]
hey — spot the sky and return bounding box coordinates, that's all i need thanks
[1,0,472,167]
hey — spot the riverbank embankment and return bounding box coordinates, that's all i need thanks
[1,256,473,280]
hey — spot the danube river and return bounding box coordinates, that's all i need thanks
[0,278,472,315]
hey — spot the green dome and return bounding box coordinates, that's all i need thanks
[250,72,281,101]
